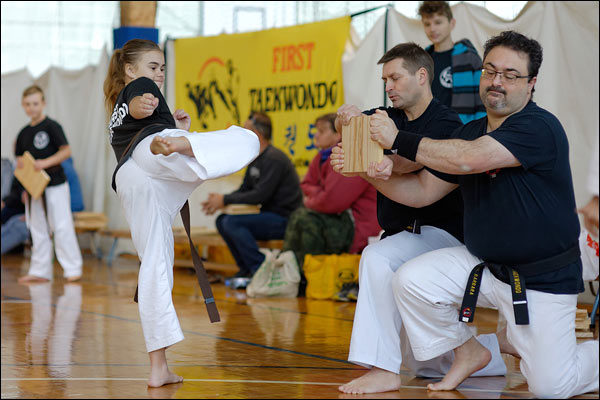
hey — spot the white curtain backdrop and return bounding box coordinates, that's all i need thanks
[1,1,598,258]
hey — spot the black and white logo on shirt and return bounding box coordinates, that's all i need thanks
[440,66,453,89]
[33,131,50,149]
[249,166,260,179]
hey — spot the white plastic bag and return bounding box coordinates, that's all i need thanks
[247,250,300,298]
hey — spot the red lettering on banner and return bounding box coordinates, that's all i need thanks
[272,42,315,73]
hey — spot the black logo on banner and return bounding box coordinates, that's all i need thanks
[186,57,241,130]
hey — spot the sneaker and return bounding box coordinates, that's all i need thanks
[332,282,353,302]
[227,277,251,289]
[224,270,251,288]
[347,283,359,301]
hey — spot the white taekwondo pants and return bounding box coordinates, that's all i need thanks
[115,126,259,352]
[393,245,599,398]
[25,181,83,280]
[348,226,506,377]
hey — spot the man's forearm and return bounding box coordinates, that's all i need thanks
[361,172,430,208]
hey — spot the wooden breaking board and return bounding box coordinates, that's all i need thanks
[341,115,383,173]
[13,151,50,200]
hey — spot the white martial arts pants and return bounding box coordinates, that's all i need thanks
[25,181,82,280]
[348,227,506,377]
[115,126,259,353]
[393,245,599,398]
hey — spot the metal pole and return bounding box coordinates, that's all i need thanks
[383,5,390,107]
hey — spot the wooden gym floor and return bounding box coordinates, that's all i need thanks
[1,252,598,399]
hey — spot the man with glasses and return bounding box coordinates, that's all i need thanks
[342,30,598,397]
[202,111,302,288]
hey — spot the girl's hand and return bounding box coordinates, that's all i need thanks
[173,109,191,131]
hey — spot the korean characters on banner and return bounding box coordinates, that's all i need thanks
[174,17,350,176]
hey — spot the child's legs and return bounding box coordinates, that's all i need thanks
[116,161,190,352]
[45,182,83,278]
[133,126,259,184]
[493,280,599,398]
[26,194,54,280]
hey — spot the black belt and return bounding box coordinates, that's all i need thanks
[405,219,421,234]
[459,245,580,325]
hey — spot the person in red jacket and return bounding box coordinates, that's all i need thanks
[282,113,381,297]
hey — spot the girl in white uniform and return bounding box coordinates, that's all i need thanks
[103,39,259,387]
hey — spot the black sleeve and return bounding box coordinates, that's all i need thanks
[48,120,69,147]
[125,77,162,105]
[424,166,459,184]
[14,130,24,157]
[224,159,286,205]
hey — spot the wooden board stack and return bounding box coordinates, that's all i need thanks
[342,115,383,173]
[575,308,593,338]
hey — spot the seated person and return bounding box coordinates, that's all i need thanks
[282,113,380,271]
[1,177,28,255]
[201,111,303,288]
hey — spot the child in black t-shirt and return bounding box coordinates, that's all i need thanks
[15,85,83,284]
[103,39,259,388]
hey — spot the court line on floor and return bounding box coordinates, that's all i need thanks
[5,377,597,397]
[1,363,361,370]
[1,294,353,365]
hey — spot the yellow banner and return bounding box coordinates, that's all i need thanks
[174,17,350,175]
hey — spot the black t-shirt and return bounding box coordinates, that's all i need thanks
[108,76,176,190]
[15,117,68,186]
[364,98,464,241]
[224,145,303,218]
[430,49,453,108]
[427,101,583,294]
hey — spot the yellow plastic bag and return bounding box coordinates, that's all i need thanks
[303,253,361,299]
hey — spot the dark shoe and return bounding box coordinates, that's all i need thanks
[225,270,251,289]
[226,277,251,289]
[347,283,359,301]
[333,282,354,302]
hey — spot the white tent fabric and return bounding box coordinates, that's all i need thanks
[0,1,598,258]
[343,1,599,208]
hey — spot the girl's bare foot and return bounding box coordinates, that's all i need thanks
[147,347,183,388]
[427,337,491,391]
[496,327,520,358]
[18,275,50,284]
[150,136,194,157]
[66,275,81,282]
[338,367,403,394]
[147,366,183,388]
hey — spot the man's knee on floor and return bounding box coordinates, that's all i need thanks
[528,378,573,399]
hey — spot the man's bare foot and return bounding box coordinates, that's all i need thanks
[427,337,491,391]
[338,367,402,394]
[150,136,194,157]
[18,275,50,284]
[147,366,183,388]
[496,327,520,358]
[66,275,81,282]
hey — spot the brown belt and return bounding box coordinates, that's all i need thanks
[133,200,220,323]
[118,126,219,323]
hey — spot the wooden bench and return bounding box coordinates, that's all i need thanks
[73,212,108,258]
[99,227,283,267]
